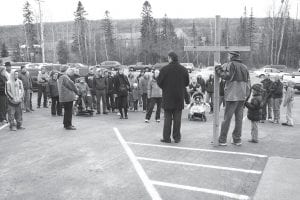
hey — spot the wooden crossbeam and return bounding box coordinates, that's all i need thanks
[184,46,251,52]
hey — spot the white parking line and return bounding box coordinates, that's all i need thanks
[113,128,162,200]
[138,157,262,174]
[127,142,268,158]
[0,123,8,131]
[151,180,250,200]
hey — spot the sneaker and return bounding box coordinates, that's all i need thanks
[282,122,293,127]
[248,139,258,143]
[117,112,121,116]
[273,120,279,124]
[174,139,181,143]
[96,111,100,114]
[231,141,242,146]
[160,139,171,143]
[124,116,128,119]
[103,112,108,115]
[259,120,265,123]
[17,126,25,130]
[145,119,149,123]
[119,116,124,119]
[218,142,227,146]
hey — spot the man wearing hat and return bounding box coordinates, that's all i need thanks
[215,51,251,146]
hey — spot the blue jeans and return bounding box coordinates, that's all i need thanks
[219,101,245,143]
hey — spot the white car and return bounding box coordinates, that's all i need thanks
[282,72,300,90]
[181,63,194,73]
[253,67,288,79]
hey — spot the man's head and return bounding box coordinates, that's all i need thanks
[89,66,94,74]
[52,72,59,80]
[66,68,75,77]
[154,69,160,78]
[41,66,46,73]
[21,66,27,73]
[4,62,11,73]
[168,51,178,63]
[13,70,19,80]
[228,51,240,61]
[274,75,280,82]
[118,68,124,75]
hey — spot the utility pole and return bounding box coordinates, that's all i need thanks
[36,0,45,63]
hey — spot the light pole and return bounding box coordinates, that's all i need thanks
[36,0,45,63]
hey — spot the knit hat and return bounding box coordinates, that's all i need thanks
[4,62,11,67]
[60,65,69,72]
[229,51,240,57]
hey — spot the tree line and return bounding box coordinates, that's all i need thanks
[1,0,300,68]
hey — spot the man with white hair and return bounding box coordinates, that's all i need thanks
[57,66,78,130]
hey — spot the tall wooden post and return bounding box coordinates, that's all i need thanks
[213,15,221,146]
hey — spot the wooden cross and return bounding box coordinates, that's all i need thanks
[184,15,251,146]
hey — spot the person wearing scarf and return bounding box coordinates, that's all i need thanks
[5,70,25,131]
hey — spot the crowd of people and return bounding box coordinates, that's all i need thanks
[0,50,296,145]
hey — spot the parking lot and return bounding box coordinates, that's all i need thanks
[0,73,300,200]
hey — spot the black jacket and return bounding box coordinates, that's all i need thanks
[0,75,7,95]
[157,61,189,110]
[270,80,283,99]
[197,77,206,93]
[245,94,263,122]
[114,74,130,97]
[261,78,273,99]
[205,78,214,93]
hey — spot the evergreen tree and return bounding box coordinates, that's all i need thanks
[248,8,256,50]
[72,1,89,64]
[192,20,197,46]
[23,1,38,62]
[1,43,9,58]
[56,40,69,64]
[140,1,158,64]
[102,10,117,61]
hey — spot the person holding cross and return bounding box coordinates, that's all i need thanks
[215,51,251,146]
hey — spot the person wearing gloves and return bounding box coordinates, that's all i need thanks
[5,70,25,131]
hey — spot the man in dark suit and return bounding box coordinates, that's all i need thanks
[157,52,190,143]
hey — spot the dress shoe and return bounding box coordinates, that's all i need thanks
[160,139,171,143]
[65,126,76,130]
[17,126,25,130]
[174,139,181,143]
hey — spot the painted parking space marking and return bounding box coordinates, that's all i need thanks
[127,142,268,158]
[0,123,8,131]
[113,127,162,200]
[151,180,250,200]
[137,157,262,174]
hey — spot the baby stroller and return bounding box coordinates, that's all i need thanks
[74,93,94,116]
[188,92,210,121]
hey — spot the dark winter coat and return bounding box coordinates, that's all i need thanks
[270,80,283,99]
[219,79,226,96]
[93,76,107,91]
[261,78,273,99]
[18,71,32,90]
[85,73,95,94]
[107,76,115,94]
[157,61,189,110]
[197,77,206,93]
[114,74,130,97]
[245,94,263,122]
[205,78,214,93]
[48,79,59,97]
[57,74,78,103]
[188,83,201,96]
[0,67,7,95]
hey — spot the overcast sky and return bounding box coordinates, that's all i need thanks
[0,0,299,26]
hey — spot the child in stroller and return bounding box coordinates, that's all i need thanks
[188,91,210,121]
[74,77,94,116]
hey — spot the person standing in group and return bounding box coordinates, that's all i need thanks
[205,74,214,113]
[131,83,139,111]
[145,70,162,123]
[18,66,32,113]
[114,68,130,119]
[128,71,138,111]
[37,66,49,108]
[57,67,78,130]
[93,69,108,115]
[137,70,145,108]
[245,84,264,143]
[157,51,189,143]
[197,74,206,94]
[85,66,97,110]
[270,75,283,124]
[282,81,295,127]
[215,51,250,146]
[139,72,150,112]
[5,70,25,131]
[48,71,62,116]
[261,74,273,122]
[0,66,8,125]
[106,71,116,112]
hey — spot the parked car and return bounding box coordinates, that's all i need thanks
[263,65,287,72]
[152,62,168,71]
[253,67,288,79]
[129,62,152,72]
[181,63,195,73]
[100,61,121,71]
[282,72,300,90]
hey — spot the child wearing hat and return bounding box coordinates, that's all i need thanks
[245,84,264,143]
[282,81,295,127]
